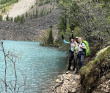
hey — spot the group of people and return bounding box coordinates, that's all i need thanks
[62,35,87,73]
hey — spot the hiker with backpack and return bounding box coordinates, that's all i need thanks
[77,37,87,69]
[61,35,76,71]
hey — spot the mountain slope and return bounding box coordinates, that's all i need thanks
[0,1,61,41]
[3,0,36,20]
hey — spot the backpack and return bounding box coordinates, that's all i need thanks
[82,40,90,57]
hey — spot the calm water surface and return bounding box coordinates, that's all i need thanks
[0,40,66,93]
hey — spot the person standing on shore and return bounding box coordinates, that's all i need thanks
[62,35,75,71]
[74,38,79,73]
[77,37,87,69]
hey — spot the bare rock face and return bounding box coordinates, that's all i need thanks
[53,71,81,93]
[92,72,110,93]
[0,21,39,41]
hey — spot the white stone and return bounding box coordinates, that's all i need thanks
[56,79,61,83]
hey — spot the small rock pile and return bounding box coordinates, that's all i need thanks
[52,71,81,93]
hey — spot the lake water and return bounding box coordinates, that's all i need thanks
[0,40,67,93]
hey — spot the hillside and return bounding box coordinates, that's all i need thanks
[0,0,60,41]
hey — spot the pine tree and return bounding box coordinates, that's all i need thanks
[4,8,5,12]
[33,10,35,17]
[2,8,5,13]
[58,15,67,33]
[14,17,17,22]
[20,15,25,24]
[0,15,3,21]
[40,9,44,17]
[56,0,59,3]
[30,14,32,19]
[49,8,52,13]
[47,28,54,44]
[6,15,9,21]
[15,16,20,22]
[35,9,38,18]
[25,12,28,17]
[10,18,13,22]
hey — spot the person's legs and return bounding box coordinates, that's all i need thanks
[73,54,75,71]
[80,55,84,68]
[78,52,81,69]
[75,57,79,73]
[68,51,73,70]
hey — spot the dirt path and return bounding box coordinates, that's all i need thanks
[3,0,36,20]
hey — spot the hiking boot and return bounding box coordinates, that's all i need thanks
[73,68,75,71]
[75,71,78,74]
[68,68,71,70]
[75,69,79,74]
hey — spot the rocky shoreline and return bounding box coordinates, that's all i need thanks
[51,71,81,93]
[50,46,110,93]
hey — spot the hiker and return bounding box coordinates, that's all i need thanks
[77,37,87,69]
[62,35,75,70]
[74,38,79,73]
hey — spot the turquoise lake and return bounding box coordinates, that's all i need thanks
[0,40,67,93]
